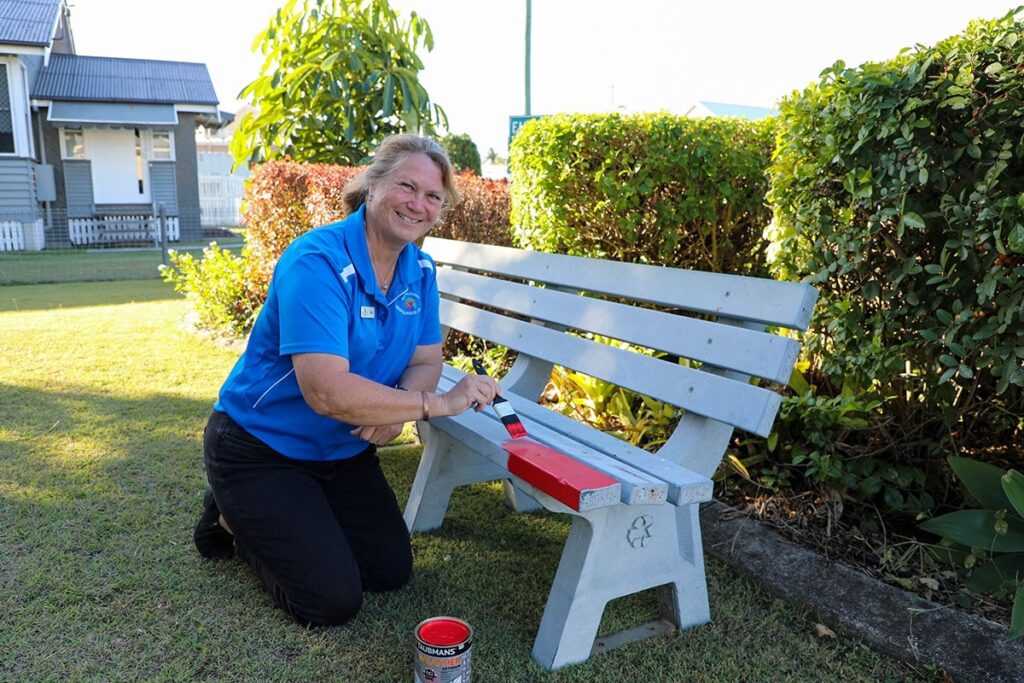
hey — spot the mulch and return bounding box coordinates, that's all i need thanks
[719,483,1013,627]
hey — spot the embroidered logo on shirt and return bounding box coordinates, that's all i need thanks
[396,293,422,316]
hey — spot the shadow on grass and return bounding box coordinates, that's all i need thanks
[0,279,180,313]
[0,383,928,682]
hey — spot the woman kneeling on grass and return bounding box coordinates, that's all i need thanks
[192,134,500,626]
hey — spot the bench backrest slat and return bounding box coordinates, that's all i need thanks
[438,268,800,384]
[440,299,782,437]
[424,237,818,330]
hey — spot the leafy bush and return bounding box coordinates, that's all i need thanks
[231,0,444,167]
[442,133,482,175]
[435,173,513,246]
[159,244,255,336]
[766,9,1024,455]
[242,161,360,305]
[921,456,1024,641]
[167,159,515,336]
[509,112,776,274]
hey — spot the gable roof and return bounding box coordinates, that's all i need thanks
[699,101,776,120]
[32,54,218,105]
[0,0,62,46]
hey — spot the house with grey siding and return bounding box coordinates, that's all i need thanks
[0,0,221,249]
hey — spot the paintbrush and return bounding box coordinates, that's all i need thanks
[472,359,528,438]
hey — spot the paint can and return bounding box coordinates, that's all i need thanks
[413,616,473,683]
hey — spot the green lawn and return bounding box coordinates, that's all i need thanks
[0,280,932,681]
[0,240,244,286]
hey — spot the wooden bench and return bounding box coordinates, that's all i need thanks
[405,237,818,670]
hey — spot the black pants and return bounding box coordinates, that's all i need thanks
[202,410,412,626]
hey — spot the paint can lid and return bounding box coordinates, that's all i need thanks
[417,617,471,646]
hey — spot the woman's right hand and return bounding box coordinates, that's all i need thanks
[441,374,501,416]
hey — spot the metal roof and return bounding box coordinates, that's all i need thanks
[700,101,777,120]
[32,54,219,105]
[0,0,62,46]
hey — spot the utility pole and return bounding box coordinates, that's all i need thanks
[525,0,532,115]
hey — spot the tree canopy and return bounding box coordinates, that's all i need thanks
[230,0,446,167]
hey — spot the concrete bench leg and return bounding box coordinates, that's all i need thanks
[404,428,508,532]
[503,479,544,512]
[531,503,711,670]
[657,504,711,630]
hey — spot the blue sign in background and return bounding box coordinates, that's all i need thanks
[508,115,543,147]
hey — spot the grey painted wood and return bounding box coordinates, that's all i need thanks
[440,365,712,505]
[438,267,801,383]
[440,298,782,437]
[424,236,819,330]
[435,372,666,505]
[62,160,94,217]
[0,159,35,214]
[149,162,178,215]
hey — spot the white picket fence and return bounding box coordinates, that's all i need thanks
[68,215,180,247]
[199,174,245,227]
[0,219,45,251]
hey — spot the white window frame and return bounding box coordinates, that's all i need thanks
[0,57,32,158]
[60,126,87,159]
[148,129,175,161]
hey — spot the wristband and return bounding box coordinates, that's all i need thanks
[421,391,430,421]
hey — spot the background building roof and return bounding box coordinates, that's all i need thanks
[32,54,218,105]
[698,101,776,120]
[0,0,62,46]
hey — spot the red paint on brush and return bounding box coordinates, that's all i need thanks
[473,358,528,438]
[503,440,618,511]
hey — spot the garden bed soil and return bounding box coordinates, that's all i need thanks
[720,484,1013,628]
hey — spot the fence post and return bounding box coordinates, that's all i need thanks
[159,204,170,267]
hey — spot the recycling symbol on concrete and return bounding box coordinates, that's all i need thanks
[626,514,653,548]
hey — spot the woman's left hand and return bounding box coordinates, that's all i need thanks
[350,423,404,446]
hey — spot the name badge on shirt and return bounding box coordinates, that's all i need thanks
[360,306,375,319]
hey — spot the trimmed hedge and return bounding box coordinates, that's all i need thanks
[766,9,1024,447]
[509,112,776,274]
[239,160,513,315]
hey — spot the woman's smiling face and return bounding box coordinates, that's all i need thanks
[365,152,445,249]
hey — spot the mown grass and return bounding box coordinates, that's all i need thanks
[0,240,243,286]
[0,280,932,681]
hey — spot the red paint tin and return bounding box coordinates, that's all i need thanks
[414,616,473,683]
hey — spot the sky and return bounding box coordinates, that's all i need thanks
[70,1,1023,158]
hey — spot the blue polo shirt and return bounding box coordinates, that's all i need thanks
[214,206,442,460]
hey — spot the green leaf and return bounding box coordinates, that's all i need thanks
[1003,470,1024,520]
[965,553,1024,592]
[902,211,925,228]
[1008,224,1024,254]
[949,456,1014,510]
[1011,583,1024,642]
[920,510,1024,552]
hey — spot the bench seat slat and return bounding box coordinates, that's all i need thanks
[438,268,800,384]
[440,366,712,505]
[426,399,623,511]
[440,299,782,437]
[425,237,818,330]
[437,372,668,504]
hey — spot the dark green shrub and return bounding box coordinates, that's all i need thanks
[920,457,1024,641]
[766,10,1024,458]
[509,112,776,274]
[442,132,482,175]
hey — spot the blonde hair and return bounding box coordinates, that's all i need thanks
[342,134,461,215]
